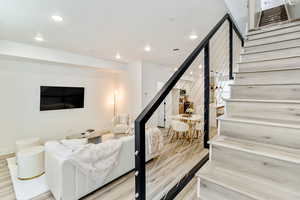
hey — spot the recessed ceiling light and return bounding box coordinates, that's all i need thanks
[174,67,178,71]
[34,34,44,42]
[144,45,151,52]
[189,34,198,40]
[51,15,63,22]
[190,71,193,75]
[198,64,203,69]
[115,53,121,59]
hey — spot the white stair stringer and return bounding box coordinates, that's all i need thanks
[197,22,300,199]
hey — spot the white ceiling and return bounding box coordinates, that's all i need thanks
[0,0,228,66]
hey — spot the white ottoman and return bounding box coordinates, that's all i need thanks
[17,146,45,180]
[16,138,41,152]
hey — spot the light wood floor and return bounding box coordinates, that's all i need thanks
[0,128,216,200]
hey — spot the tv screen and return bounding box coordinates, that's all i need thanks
[40,86,84,111]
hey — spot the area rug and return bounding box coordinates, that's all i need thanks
[6,157,49,200]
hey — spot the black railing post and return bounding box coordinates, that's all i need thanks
[229,20,234,80]
[135,121,146,200]
[204,41,210,149]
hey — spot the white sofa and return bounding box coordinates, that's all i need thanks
[45,135,153,200]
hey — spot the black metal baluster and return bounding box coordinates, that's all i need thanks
[135,121,146,200]
[229,20,234,80]
[204,41,210,149]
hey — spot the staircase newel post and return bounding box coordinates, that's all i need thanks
[204,41,210,149]
[134,120,146,200]
[229,19,234,80]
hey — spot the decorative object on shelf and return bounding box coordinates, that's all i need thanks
[185,107,194,117]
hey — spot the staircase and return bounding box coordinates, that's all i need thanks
[196,22,300,199]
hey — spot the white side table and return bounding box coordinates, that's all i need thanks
[17,146,45,180]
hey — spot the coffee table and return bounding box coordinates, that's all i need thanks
[66,130,111,144]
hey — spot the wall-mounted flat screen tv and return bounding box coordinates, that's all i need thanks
[40,86,84,111]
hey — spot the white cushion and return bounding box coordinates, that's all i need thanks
[60,139,88,151]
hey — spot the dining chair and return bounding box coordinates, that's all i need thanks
[169,120,189,143]
[192,121,203,142]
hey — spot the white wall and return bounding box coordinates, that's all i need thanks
[224,0,248,34]
[116,61,143,119]
[287,1,300,20]
[0,57,122,155]
[141,62,173,108]
[115,61,174,124]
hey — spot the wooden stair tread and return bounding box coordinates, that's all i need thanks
[225,98,300,104]
[230,83,300,86]
[235,66,300,74]
[218,116,300,129]
[209,136,300,165]
[244,36,300,49]
[196,163,300,200]
[247,20,300,36]
[241,44,300,56]
[237,55,300,65]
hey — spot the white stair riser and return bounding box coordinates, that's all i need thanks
[241,47,300,62]
[219,119,300,149]
[235,69,300,85]
[198,178,254,200]
[231,84,300,100]
[238,56,300,72]
[246,31,300,46]
[244,38,300,54]
[211,145,300,192]
[226,100,300,122]
[247,24,300,40]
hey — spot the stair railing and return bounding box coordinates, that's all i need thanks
[134,13,244,200]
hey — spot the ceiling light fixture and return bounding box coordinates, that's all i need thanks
[144,45,151,52]
[174,68,178,71]
[51,15,63,22]
[190,71,193,75]
[115,53,121,59]
[189,34,198,40]
[198,64,203,69]
[34,34,44,42]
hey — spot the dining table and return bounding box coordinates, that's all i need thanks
[169,114,202,142]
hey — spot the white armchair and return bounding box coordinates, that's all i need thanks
[112,114,130,134]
